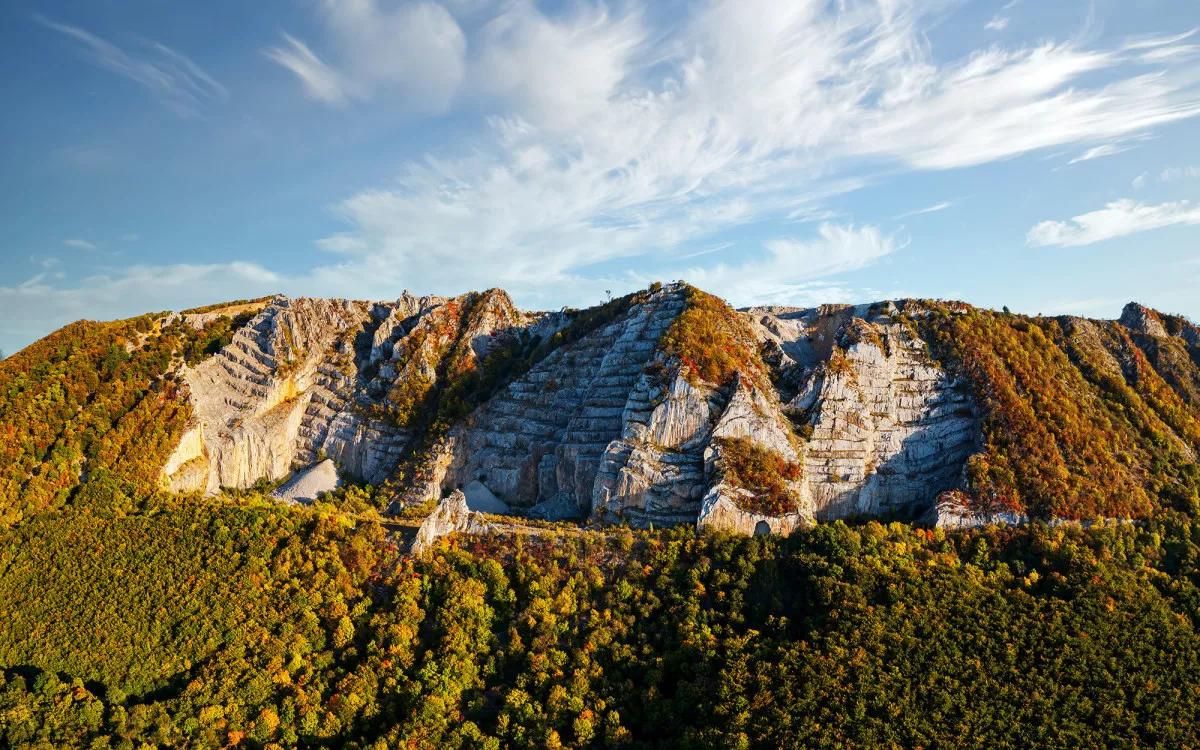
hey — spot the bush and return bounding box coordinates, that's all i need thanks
[714,436,802,515]
[660,286,769,389]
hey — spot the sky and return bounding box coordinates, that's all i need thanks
[2,0,1199,356]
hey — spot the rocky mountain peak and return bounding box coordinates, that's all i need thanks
[1120,301,1169,338]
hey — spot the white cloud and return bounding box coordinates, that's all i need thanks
[893,201,952,219]
[1027,199,1200,247]
[15,2,1200,350]
[1067,144,1132,165]
[34,16,226,116]
[985,16,1009,32]
[0,263,285,355]
[309,0,1200,296]
[1161,166,1200,181]
[1124,29,1200,64]
[1133,171,1147,189]
[1123,28,1198,51]
[473,1,646,128]
[268,0,466,111]
[63,239,96,250]
[671,223,902,305]
[264,34,345,104]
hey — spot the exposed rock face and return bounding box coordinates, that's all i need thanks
[697,482,806,536]
[784,317,982,521]
[164,297,374,494]
[930,494,1029,529]
[439,286,689,514]
[590,364,713,528]
[162,290,543,495]
[1120,302,1169,339]
[161,285,987,533]
[411,491,490,556]
[462,479,509,514]
[593,363,806,530]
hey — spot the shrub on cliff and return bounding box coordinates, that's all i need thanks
[660,286,769,389]
[714,436,803,515]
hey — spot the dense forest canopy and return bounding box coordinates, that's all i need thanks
[2,291,1200,747]
[3,494,1200,748]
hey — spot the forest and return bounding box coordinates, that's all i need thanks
[910,303,1200,520]
[2,491,1199,748]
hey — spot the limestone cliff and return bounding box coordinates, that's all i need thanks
[160,285,986,532]
[162,289,547,495]
[757,308,981,522]
[156,284,1200,535]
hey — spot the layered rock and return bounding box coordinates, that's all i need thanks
[437,286,689,514]
[162,290,544,495]
[161,286,991,533]
[929,493,1028,529]
[164,297,375,494]
[740,304,983,524]
[590,363,713,528]
[697,483,807,536]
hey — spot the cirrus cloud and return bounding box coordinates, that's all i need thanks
[1027,199,1200,247]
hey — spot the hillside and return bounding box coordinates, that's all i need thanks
[2,285,1200,747]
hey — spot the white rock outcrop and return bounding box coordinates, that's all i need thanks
[440,286,689,515]
[463,480,509,514]
[760,311,982,522]
[411,491,491,556]
[162,290,545,496]
[696,483,806,537]
[930,495,1029,529]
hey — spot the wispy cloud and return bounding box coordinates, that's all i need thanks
[63,239,96,250]
[11,2,1200,352]
[1161,166,1200,181]
[666,224,904,307]
[985,0,1021,32]
[34,15,226,116]
[121,233,139,242]
[1123,28,1199,63]
[1027,199,1200,247]
[267,0,465,111]
[310,0,1200,301]
[1067,144,1133,165]
[893,201,953,220]
[1133,171,1148,189]
[0,263,282,352]
[264,34,345,105]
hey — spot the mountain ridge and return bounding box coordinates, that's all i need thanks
[3,282,1197,534]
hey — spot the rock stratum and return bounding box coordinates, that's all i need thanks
[149,284,1200,534]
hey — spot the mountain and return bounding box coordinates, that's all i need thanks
[3,284,1200,748]
[4,282,1198,532]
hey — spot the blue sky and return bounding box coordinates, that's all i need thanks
[2,0,1199,355]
